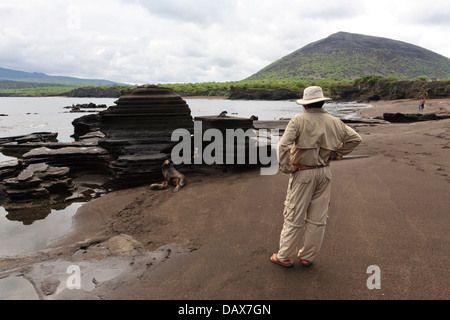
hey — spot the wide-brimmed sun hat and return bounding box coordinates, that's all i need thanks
[296,86,332,105]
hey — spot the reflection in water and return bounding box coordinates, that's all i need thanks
[2,199,74,226]
[5,202,52,226]
[0,201,83,258]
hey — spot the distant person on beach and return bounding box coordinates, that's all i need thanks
[419,98,426,111]
[270,86,362,268]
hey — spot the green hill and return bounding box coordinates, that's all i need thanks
[247,32,450,81]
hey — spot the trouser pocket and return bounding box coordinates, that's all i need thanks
[283,201,296,222]
[283,171,313,228]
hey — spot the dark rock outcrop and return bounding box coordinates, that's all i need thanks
[63,87,121,98]
[22,146,112,176]
[0,132,60,159]
[3,163,73,203]
[331,80,450,102]
[193,115,276,168]
[98,85,194,186]
[0,132,58,145]
[0,131,111,205]
[1,162,81,225]
[64,103,108,113]
[71,114,102,140]
[196,115,255,132]
[0,159,23,182]
[383,112,450,123]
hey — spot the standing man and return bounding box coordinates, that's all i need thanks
[271,86,362,268]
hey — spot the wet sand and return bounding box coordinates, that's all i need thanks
[1,98,449,300]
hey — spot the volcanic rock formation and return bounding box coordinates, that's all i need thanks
[2,163,73,204]
[98,85,194,186]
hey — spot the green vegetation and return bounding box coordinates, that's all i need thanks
[154,78,354,97]
[354,75,399,85]
[0,80,78,96]
[77,84,133,91]
[1,76,447,98]
[414,76,430,82]
[0,79,340,97]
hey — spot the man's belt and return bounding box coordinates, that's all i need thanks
[293,163,330,172]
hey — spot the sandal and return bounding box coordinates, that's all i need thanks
[301,259,313,268]
[270,254,294,268]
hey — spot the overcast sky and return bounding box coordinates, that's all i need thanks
[1,0,449,84]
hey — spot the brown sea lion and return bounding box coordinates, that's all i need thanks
[150,160,186,193]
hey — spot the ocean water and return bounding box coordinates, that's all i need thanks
[187,98,372,121]
[0,97,117,142]
[0,97,373,258]
[0,97,372,143]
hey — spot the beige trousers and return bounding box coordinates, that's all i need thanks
[277,166,332,262]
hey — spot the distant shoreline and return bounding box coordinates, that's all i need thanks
[2,78,449,101]
[183,96,227,100]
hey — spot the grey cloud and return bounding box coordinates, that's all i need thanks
[132,0,236,26]
[419,10,450,25]
[298,0,365,20]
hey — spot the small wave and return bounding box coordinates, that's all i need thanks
[29,124,47,129]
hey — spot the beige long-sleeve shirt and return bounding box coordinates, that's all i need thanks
[278,108,362,174]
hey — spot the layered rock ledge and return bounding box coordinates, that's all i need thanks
[98,85,195,186]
